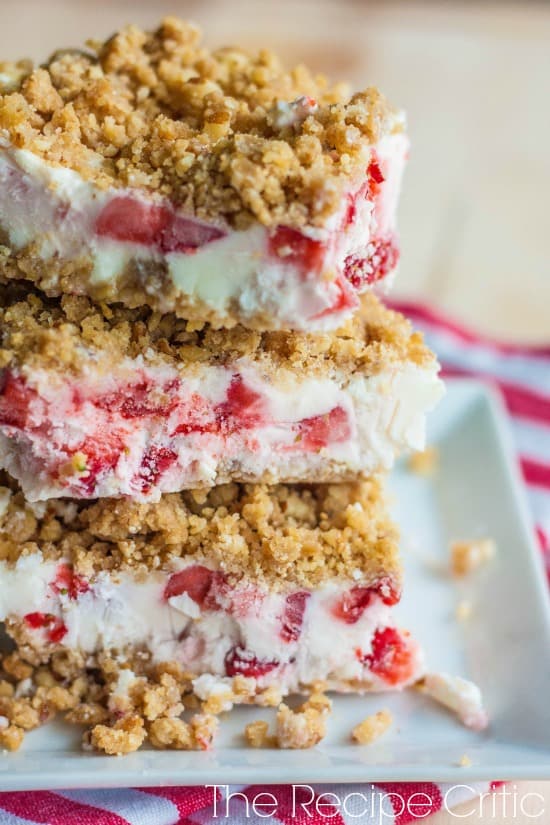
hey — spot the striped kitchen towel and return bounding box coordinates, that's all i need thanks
[0,301,547,824]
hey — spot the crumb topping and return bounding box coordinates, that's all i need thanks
[0,283,433,378]
[450,538,496,578]
[0,642,332,754]
[0,474,400,589]
[0,18,401,229]
[351,708,392,744]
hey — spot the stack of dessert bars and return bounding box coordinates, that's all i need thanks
[0,19,443,753]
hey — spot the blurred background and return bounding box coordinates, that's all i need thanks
[1,0,549,341]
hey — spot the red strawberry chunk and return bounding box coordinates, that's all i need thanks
[136,446,178,494]
[23,612,68,644]
[268,225,326,275]
[377,576,401,606]
[96,196,170,246]
[343,236,399,290]
[332,586,374,624]
[280,591,310,642]
[24,612,50,630]
[71,435,124,496]
[47,619,68,644]
[160,213,225,253]
[0,372,37,429]
[332,579,400,624]
[368,157,385,187]
[359,626,415,686]
[96,196,225,253]
[94,378,180,419]
[217,375,264,431]
[164,564,225,611]
[51,563,89,600]
[171,393,219,436]
[224,646,279,678]
[298,406,351,451]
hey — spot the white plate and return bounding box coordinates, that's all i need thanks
[1,379,550,790]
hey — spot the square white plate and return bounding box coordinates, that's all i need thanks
[1,379,550,790]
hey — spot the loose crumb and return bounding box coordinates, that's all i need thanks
[0,724,24,751]
[90,715,146,756]
[458,753,472,767]
[450,538,497,577]
[351,709,393,744]
[244,719,274,748]
[407,446,439,476]
[275,700,329,749]
[455,599,472,621]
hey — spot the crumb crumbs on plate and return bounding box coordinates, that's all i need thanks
[351,709,393,744]
[244,719,275,748]
[455,599,473,621]
[407,445,439,476]
[417,673,489,732]
[458,753,472,767]
[450,538,497,577]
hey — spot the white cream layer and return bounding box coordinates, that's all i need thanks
[0,552,422,693]
[0,358,444,501]
[0,133,407,330]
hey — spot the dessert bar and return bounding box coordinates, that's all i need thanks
[0,18,407,331]
[0,285,443,500]
[0,475,423,751]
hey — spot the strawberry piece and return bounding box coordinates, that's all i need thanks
[360,626,415,686]
[332,586,374,624]
[171,393,219,436]
[47,619,68,644]
[268,226,326,275]
[96,196,225,253]
[164,564,224,611]
[160,213,225,253]
[24,612,50,630]
[136,445,177,493]
[217,375,264,432]
[0,372,36,429]
[95,378,180,419]
[377,576,401,606]
[96,196,170,246]
[280,591,310,642]
[23,612,67,643]
[343,236,399,290]
[297,406,351,451]
[71,435,124,496]
[332,578,400,624]
[51,563,89,600]
[368,157,385,188]
[224,646,279,678]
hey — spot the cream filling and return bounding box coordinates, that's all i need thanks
[0,554,420,692]
[0,134,406,328]
[0,359,444,501]
[421,673,489,731]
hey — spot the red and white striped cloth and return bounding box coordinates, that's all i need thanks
[0,302,547,825]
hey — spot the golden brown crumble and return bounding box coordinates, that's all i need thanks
[407,446,439,477]
[244,719,274,748]
[0,641,335,754]
[0,18,401,230]
[0,282,434,379]
[0,473,400,591]
[351,709,392,744]
[275,699,329,749]
[450,538,496,578]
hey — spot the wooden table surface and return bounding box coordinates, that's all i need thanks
[0,1,548,820]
